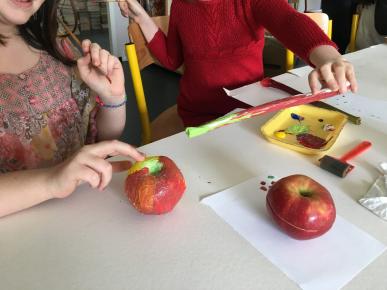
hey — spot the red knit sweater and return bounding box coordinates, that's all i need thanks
[147,0,336,127]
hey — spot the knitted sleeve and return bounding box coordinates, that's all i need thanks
[146,0,184,70]
[249,0,337,63]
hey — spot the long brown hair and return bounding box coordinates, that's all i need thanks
[0,0,76,65]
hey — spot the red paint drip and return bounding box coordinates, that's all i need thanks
[296,133,327,149]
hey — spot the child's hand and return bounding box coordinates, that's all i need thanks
[77,40,125,102]
[118,0,147,21]
[48,140,145,198]
[308,45,358,95]
[118,0,159,43]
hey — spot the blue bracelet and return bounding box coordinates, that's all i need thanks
[96,96,127,108]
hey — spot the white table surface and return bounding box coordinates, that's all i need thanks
[1,45,386,290]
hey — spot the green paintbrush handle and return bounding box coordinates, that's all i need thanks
[185,112,244,138]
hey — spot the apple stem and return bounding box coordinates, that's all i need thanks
[299,190,313,197]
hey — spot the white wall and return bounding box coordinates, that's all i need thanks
[107,3,130,60]
[298,0,321,12]
[166,0,172,15]
[107,1,172,60]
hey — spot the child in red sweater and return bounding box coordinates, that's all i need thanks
[119,0,357,131]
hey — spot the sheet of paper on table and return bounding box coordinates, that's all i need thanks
[201,176,386,290]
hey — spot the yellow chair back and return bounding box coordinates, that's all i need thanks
[286,13,331,71]
[348,14,360,53]
[126,16,185,144]
[125,16,170,145]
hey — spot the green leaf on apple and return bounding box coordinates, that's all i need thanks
[128,156,163,175]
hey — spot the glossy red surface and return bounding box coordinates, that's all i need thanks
[266,174,336,240]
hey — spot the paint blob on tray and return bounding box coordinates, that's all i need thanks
[260,105,347,154]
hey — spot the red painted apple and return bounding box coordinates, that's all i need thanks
[266,175,336,240]
[125,156,186,214]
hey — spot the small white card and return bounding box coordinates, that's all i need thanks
[201,176,386,290]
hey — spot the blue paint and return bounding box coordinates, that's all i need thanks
[291,113,304,121]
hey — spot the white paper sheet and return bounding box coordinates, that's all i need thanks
[224,81,290,105]
[322,92,387,123]
[201,176,386,290]
[272,73,310,93]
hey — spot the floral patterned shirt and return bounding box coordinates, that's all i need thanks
[0,50,97,173]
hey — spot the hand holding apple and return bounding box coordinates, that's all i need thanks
[125,156,186,214]
[266,174,336,240]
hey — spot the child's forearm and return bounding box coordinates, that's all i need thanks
[136,13,159,43]
[96,99,126,141]
[0,169,54,218]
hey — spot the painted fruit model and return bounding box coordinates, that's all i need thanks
[125,156,186,214]
[266,174,336,240]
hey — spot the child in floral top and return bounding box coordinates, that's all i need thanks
[0,0,144,217]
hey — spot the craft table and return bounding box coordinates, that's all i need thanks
[1,45,386,290]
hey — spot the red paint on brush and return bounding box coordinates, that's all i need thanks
[232,89,342,122]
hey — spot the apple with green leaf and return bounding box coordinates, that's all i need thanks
[266,174,336,240]
[125,156,186,214]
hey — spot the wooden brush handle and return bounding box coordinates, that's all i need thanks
[340,141,372,162]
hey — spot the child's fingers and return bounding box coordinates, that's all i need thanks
[345,64,358,93]
[308,70,321,95]
[332,63,347,93]
[78,153,113,190]
[90,43,102,66]
[98,49,110,75]
[106,150,146,159]
[118,2,129,17]
[107,55,117,77]
[77,52,91,68]
[76,165,101,189]
[87,140,145,162]
[111,160,133,172]
[81,39,92,55]
[319,65,339,92]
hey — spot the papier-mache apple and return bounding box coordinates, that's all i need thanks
[125,156,186,214]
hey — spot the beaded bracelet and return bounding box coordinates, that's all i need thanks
[96,95,127,109]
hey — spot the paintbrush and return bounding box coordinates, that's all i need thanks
[260,78,361,125]
[185,88,347,138]
[57,17,82,47]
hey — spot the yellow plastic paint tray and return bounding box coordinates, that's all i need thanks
[260,104,348,155]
